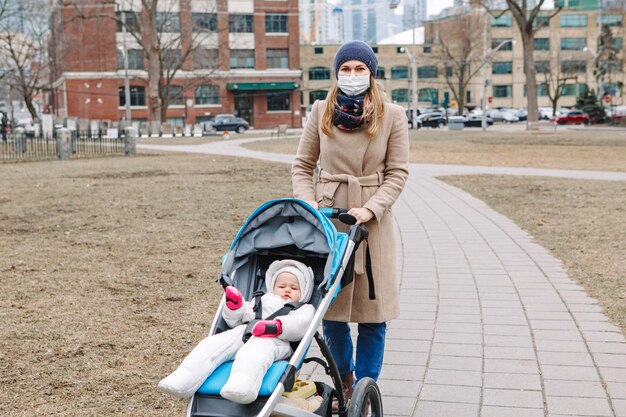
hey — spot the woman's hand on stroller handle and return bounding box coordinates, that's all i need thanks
[319,207,372,225]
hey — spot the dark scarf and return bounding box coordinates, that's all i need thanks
[333,93,367,131]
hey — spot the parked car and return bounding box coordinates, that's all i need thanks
[416,112,447,128]
[555,110,590,125]
[539,107,554,120]
[464,115,493,127]
[208,115,250,133]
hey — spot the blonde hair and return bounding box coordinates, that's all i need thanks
[321,74,385,138]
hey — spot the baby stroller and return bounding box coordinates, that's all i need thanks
[185,198,383,417]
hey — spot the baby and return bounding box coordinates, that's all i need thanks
[158,259,316,404]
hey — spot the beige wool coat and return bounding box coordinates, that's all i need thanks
[291,99,409,323]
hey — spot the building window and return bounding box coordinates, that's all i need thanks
[396,47,405,53]
[266,13,288,33]
[391,89,409,103]
[309,90,327,103]
[165,85,183,105]
[533,38,550,51]
[418,65,438,78]
[309,67,331,80]
[534,60,550,73]
[423,46,431,53]
[116,11,139,32]
[491,15,512,27]
[562,60,586,73]
[524,83,549,97]
[194,49,218,69]
[492,38,513,51]
[267,91,290,111]
[561,83,587,96]
[314,47,323,54]
[446,66,453,77]
[533,15,551,30]
[195,85,220,105]
[598,14,622,27]
[561,37,586,51]
[162,49,182,69]
[119,86,146,106]
[492,61,512,75]
[375,67,385,79]
[230,49,255,69]
[371,47,378,53]
[560,14,587,27]
[493,85,512,98]
[603,37,623,50]
[391,66,409,79]
[267,49,289,69]
[418,88,438,104]
[156,12,180,32]
[466,90,472,103]
[607,59,623,72]
[229,14,254,32]
[192,13,217,32]
[117,49,144,70]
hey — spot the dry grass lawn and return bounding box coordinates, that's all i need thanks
[244,129,626,171]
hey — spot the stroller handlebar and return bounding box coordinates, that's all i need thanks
[319,208,357,225]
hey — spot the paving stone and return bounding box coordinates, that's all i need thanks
[535,339,588,353]
[428,355,482,371]
[433,332,482,345]
[537,351,595,367]
[599,367,626,383]
[484,324,531,336]
[587,341,626,354]
[546,396,613,416]
[376,379,421,398]
[533,329,585,341]
[385,338,431,353]
[484,335,534,348]
[384,351,428,366]
[592,353,626,368]
[424,369,482,387]
[543,379,607,398]
[581,331,625,343]
[412,401,479,417]
[606,382,626,399]
[382,395,416,416]
[541,365,601,381]
[484,346,536,360]
[430,342,482,358]
[419,384,480,404]
[483,388,544,408]
[387,328,434,341]
[613,399,626,417]
[484,359,540,374]
[379,364,425,381]
[576,321,620,332]
[481,406,545,417]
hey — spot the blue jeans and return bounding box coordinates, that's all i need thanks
[322,320,387,383]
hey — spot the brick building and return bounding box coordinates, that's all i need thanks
[50,0,303,128]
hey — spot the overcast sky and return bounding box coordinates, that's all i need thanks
[427,0,454,17]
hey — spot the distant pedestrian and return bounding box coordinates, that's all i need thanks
[1,112,8,142]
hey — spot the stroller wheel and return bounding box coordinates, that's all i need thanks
[347,378,383,417]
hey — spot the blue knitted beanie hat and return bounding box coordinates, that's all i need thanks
[333,40,378,78]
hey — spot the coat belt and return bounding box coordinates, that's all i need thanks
[317,169,383,276]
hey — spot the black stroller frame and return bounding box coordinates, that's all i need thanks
[184,200,384,417]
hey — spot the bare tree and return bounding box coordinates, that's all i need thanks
[537,58,579,117]
[0,0,50,120]
[437,13,486,112]
[480,0,562,126]
[65,0,227,122]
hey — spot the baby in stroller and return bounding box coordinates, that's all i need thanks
[158,259,316,404]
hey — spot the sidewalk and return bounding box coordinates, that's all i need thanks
[139,139,626,417]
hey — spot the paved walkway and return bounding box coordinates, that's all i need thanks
[139,139,626,417]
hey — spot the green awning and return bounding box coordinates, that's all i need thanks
[226,82,298,91]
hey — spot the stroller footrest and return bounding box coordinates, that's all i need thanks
[197,360,289,396]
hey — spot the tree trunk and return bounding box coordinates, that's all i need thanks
[147,46,161,122]
[522,31,539,126]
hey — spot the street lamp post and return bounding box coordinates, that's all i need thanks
[119,10,132,123]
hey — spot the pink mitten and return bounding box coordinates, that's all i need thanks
[251,320,283,338]
[224,286,243,310]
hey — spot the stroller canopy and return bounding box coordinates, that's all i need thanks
[221,199,346,293]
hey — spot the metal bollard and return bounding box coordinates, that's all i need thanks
[56,128,70,160]
[124,126,137,156]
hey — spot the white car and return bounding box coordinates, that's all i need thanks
[539,107,554,120]
[500,111,520,123]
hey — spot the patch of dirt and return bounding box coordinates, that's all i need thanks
[0,153,292,416]
[441,175,626,333]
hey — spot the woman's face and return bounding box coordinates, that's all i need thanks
[337,60,370,77]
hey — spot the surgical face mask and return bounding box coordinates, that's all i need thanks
[337,75,371,97]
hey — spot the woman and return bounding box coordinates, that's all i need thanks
[291,40,409,408]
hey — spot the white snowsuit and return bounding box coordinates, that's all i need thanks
[159,293,315,403]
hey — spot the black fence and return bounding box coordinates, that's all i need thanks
[0,130,126,162]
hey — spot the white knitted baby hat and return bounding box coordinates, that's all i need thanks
[265,259,315,303]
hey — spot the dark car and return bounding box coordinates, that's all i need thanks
[209,116,250,133]
[416,112,447,129]
[555,110,590,125]
[464,115,494,128]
